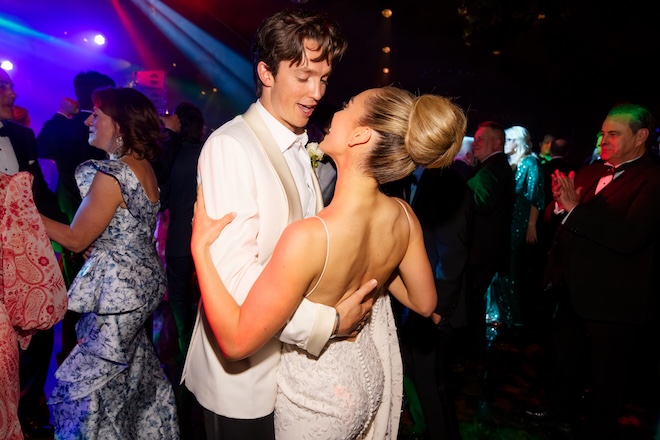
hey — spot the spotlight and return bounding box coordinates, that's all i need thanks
[383,67,390,74]
[382,46,391,54]
[94,34,106,45]
[382,9,393,18]
[1,60,13,71]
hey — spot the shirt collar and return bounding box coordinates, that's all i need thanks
[255,100,308,153]
[604,154,643,169]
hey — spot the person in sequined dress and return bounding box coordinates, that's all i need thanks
[485,125,544,326]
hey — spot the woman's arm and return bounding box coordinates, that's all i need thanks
[526,205,539,244]
[41,172,122,253]
[386,204,437,317]
[192,186,321,361]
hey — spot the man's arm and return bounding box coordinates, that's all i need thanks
[198,133,374,357]
[279,280,376,356]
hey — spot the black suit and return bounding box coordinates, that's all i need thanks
[160,138,203,354]
[465,152,515,357]
[545,154,660,437]
[37,110,105,221]
[399,166,472,440]
[1,119,67,431]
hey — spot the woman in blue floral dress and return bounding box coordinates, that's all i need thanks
[485,126,544,327]
[41,87,179,439]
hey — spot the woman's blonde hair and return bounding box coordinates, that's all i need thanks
[359,87,466,185]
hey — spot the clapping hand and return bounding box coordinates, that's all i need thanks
[552,170,581,212]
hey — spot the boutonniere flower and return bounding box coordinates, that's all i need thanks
[306,142,324,169]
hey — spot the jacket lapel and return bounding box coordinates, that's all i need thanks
[242,105,303,223]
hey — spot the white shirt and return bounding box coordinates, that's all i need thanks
[0,121,19,175]
[256,101,316,218]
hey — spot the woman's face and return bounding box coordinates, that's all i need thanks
[85,106,118,152]
[321,89,370,154]
[504,136,519,155]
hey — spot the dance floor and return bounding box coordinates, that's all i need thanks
[43,301,659,440]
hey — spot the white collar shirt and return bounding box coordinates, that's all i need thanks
[595,155,641,194]
[255,101,316,218]
[0,121,20,175]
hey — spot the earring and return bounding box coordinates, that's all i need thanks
[116,135,124,149]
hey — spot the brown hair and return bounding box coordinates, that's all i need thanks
[360,87,466,185]
[92,87,163,161]
[251,9,347,97]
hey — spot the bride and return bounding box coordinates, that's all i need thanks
[192,86,466,439]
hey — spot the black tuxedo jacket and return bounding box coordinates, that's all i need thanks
[412,167,472,327]
[161,140,203,257]
[37,111,105,207]
[3,120,65,222]
[547,154,660,324]
[467,152,516,274]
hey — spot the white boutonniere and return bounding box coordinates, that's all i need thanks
[306,142,324,169]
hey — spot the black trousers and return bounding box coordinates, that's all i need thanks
[203,409,275,440]
[551,296,646,438]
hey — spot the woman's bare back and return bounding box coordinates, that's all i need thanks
[303,193,412,307]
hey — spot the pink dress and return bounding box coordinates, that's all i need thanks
[0,172,67,440]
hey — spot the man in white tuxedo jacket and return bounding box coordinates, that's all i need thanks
[182,10,373,439]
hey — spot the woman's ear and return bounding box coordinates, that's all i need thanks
[257,62,274,88]
[348,127,372,147]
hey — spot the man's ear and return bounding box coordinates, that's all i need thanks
[257,62,274,87]
[348,127,372,147]
[636,128,649,147]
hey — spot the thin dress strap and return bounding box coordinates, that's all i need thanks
[305,216,329,297]
[394,198,412,232]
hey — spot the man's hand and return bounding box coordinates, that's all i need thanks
[334,279,377,338]
[552,170,581,212]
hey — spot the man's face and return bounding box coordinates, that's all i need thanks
[600,115,647,165]
[261,39,332,134]
[0,69,17,121]
[472,126,500,163]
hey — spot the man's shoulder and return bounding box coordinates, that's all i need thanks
[204,114,262,151]
[4,119,34,135]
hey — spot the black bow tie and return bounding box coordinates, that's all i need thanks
[0,125,8,137]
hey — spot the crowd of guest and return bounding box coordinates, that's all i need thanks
[1,11,659,438]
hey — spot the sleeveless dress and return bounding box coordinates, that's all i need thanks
[275,210,405,440]
[48,160,179,439]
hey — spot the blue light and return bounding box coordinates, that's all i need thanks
[0,60,13,70]
[94,34,106,45]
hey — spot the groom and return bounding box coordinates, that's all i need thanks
[182,10,374,439]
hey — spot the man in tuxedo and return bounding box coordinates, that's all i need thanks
[1,67,67,439]
[399,165,472,440]
[465,121,515,360]
[181,10,373,439]
[546,103,660,438]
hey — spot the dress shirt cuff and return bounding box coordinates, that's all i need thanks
[278,298,335,357]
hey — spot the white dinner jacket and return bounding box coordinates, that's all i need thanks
[181,104,335,419]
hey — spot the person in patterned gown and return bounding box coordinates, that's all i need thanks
[40,87,179,439]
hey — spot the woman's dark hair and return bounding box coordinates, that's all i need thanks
[91,87,163,161]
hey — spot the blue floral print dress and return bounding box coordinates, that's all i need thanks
[48,160,179,439]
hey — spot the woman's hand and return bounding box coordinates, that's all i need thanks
[526,223,538,244]
[191,185,236,254]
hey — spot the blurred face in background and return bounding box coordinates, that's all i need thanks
[0,69,17,121]
[472,126,500,163]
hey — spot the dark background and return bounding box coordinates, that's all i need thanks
[1,0,658,162]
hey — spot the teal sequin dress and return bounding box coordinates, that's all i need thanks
[485,154,544,326]
[48,160,179,439]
